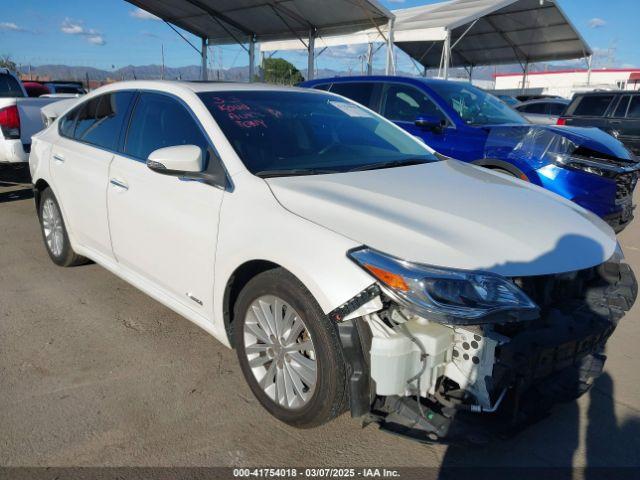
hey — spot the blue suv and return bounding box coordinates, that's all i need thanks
[301,76,639,232]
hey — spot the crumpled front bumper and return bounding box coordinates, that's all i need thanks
[342,260,637,444]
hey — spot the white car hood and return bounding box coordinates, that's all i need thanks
[266,160,617,277]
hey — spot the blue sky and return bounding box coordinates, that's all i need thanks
[0,0,638,73]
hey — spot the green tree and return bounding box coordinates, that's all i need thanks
[261,57,304,85]
[0,55,18,73]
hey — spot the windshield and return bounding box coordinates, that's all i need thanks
[428,82,527,126]
[198,90,437,177]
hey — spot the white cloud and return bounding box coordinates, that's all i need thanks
[87,35,106,45]
[130,8,161,21]
[0,22,26,32]
[61,18,105,45]
[588,18,606,28]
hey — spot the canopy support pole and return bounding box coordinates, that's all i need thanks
[248,36,256,82]
[201,37,208,81]
[307,28,316,80]
[521,60,529,93]
[586,55,593,86]
[443,30,450,79]
[366,42,374,75]
[385,18,395,75]
[469,65,474,82]
[259,50,266,81]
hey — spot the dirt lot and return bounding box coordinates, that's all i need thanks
[1,164,639,470]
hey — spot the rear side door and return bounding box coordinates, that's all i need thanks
[378,82,454,155]
[107,92,224,318]
[50,91,135,260]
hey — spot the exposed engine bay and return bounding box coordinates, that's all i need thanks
[335,256,638,444]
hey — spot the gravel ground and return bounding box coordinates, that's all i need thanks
[1,164,639,470]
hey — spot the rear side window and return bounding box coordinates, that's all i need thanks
[59,108,80,138]
[381,83,446,123]
[329,82,375,108]
[72,92,135,150]
[548,103,567,116]
[627,96,640,119]
[518,103,546,114]
[613,96,631,117]
[570,95,614,117]
[125,93,209,161]
[0,73,24,98]
[312,83,331,91]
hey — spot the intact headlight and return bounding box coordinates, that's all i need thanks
[349,247,538,325]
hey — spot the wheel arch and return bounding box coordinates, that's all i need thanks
[33,178,51,212]
[471,159,529,181]
[222,259,283,348]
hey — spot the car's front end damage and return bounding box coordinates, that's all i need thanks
[334,248,637,444]
[484,125,640,232]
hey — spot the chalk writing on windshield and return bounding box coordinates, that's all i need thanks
[210,96,273,129]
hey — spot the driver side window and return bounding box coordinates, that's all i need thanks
[381,83,446,123]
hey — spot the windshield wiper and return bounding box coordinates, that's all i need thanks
[346,158,429,173]
[254,168,340,178]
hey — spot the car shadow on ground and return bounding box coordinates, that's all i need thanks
[0,164,34,203]
[435,234,640,477]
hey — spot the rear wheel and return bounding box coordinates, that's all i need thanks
[233,268,347,428]
[38,188,87,267]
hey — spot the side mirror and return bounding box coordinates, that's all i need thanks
[147,145,203,175]
[414,114,444,132]
[147,144,228,189]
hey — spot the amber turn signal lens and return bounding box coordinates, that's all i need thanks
[364,264,410,291]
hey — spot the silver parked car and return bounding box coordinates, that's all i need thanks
[515,98,570,125]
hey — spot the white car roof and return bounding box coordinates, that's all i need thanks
[88,80,310,97]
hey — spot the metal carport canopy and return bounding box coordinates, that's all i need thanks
[261,0,592,73]
[124,0,394,79]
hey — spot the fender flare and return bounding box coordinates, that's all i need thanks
[471,159,529,181]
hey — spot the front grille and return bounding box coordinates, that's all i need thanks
[615,172,638,202]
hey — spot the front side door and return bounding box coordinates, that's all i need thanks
[107,92,224,318]
[51,91,135,259]
[378,82,456,156]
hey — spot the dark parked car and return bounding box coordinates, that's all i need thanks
[559,91,640,157]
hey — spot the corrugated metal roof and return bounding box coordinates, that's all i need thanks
[125,0,393,44]
[399,0,592,67]
[260,0,592,68]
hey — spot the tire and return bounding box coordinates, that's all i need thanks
[38,188,87,267]
[233,268,347,428]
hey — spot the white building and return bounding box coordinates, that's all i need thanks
[494,68,640,99]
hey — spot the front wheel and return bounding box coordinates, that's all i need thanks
[233,268,347,428]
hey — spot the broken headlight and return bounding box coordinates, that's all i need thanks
[552,154,638,178]
[349,247,538,325]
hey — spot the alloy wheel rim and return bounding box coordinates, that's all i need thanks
[42,198,64,257]
[243,295,317,410]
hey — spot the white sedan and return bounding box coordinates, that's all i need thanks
[29,81,636,441]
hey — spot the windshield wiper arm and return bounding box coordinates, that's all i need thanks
[254,168,340,178]
[347,158,429,173]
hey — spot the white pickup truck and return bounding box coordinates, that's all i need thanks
[0,68,67,163]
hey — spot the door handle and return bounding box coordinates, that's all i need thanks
[109,178,129,191]
[610,120,622,125]
[53,153,65,163]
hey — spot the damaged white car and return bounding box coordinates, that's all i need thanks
[29,82,637,442]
